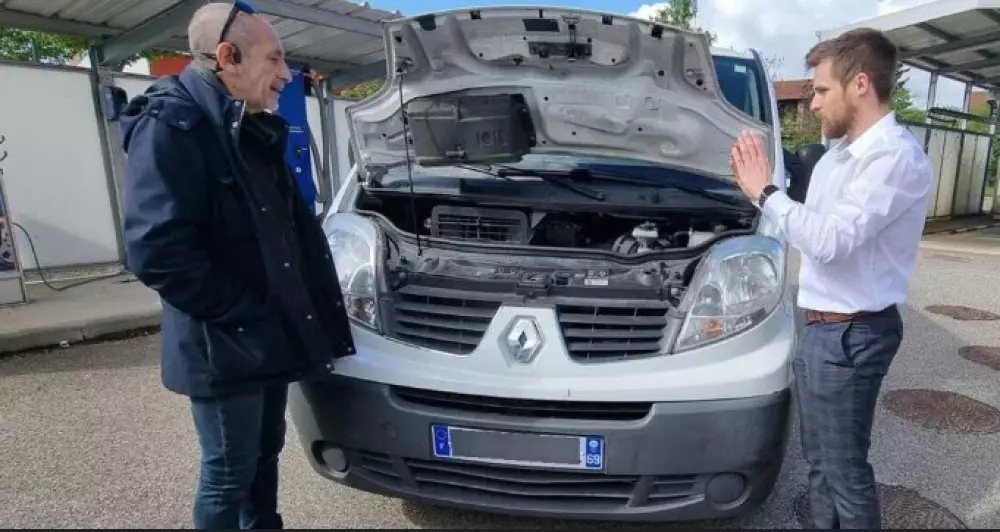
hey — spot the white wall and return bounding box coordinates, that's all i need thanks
[0,62,120,270]
[0,61,354,271]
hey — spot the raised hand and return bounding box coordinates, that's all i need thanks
[729,130,771,202]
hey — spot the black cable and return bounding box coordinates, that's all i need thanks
[1,133,123,292]
[12,222,124,292]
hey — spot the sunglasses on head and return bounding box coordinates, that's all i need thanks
[203,0,256,70]
[219,0,257,45]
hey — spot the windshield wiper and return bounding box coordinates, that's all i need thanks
[455,164,606,201]
[455,163,749,208]
[495,165,748,207]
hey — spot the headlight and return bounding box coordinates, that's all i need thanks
[324,213,380,329]
[674,235,785,351]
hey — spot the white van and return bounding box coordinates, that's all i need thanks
[289,6,820,522]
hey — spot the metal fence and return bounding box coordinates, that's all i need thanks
[901,121,994,219]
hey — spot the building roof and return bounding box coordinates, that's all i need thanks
[0,0,400,85]
[819,0,1000,93]
[774,79,812,101]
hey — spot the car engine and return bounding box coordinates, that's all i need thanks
[347,188,762,361]
[359,193,749,255]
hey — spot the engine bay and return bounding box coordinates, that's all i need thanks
[356,190,755,256]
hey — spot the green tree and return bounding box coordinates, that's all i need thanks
[648,0,717,45]
[0,27,178,70]
[780,111,822,151]
[966,100,995,134]
[891,67,927,123]
[338,78,384,100]
[0,28,89,63]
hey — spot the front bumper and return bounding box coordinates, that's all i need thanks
[289,377,793,522]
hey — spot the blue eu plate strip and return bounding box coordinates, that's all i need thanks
[431,423,452,457]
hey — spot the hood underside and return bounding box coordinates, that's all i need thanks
[347,7,772,184]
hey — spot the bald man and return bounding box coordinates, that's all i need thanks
[119,2,356,528]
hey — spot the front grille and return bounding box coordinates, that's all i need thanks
[354,450,700,508]
[385,280,672,360]
[556,304,670,361]
[392,386,652,421]
[430,206,529,244]
[388,284,502,354]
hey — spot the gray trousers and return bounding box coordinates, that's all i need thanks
[793,305,903,529]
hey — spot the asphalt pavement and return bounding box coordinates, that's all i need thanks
[2,247,999,529]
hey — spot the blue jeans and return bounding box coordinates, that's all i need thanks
[189,384,289,529]
[793,306,903,529]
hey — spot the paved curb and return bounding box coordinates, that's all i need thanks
[0,310,162,355]
[923,220,1000,236]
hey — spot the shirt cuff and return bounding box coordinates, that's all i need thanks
[761,189,796,220]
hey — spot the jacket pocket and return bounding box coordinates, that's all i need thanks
[213,175,258,239]
[202,311,289,381]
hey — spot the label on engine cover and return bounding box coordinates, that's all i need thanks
[583,269,609,286]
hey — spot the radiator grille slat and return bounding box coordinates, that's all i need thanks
[387,286,502,354]
[556,305,669,361]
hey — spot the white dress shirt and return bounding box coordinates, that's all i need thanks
[761,111,934,313]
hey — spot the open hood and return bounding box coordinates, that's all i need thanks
[346,7,772,184]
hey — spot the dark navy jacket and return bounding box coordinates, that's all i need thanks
[120,66,356,398]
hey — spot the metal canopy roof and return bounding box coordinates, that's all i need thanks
[0,0,399,85]
[819,0,1000,92]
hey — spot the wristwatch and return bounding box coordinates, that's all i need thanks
[757,184,779,209]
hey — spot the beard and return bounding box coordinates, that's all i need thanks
[820,102,856,140]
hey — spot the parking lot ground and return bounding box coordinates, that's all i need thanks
[2,246,999,529]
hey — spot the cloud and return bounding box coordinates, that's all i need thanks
[627,0,971,108]
[877,0,937,15]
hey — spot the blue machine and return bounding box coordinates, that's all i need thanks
[276,61,317,213]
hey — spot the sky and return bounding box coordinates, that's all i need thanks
[363,0,972,109]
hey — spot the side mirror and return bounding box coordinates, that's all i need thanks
[784,142,826,203]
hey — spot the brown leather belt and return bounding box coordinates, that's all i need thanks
[805,309,858,324]
[804,305,895,325]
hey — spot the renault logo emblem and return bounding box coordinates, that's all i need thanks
[505,317,543,364]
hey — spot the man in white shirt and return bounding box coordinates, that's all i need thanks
[729,28,933,529]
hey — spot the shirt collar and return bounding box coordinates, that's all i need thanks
[845,111,897,158]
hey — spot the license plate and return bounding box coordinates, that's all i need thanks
[430,423,605,470]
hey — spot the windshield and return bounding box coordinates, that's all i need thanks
[713,54,767,123]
